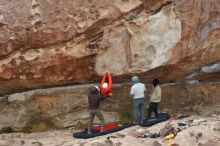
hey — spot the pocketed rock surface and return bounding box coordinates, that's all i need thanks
[0,0,219,95]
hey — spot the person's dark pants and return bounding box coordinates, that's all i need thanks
[147,102,159,119]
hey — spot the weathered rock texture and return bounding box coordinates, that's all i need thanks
[0,84,131,129]
[0,82,219,129]
[0,115,220,146]
[0,0,219,95]
[185,61,220,82]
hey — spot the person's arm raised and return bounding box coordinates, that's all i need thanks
[100,72,107,86]
[107,72,112,91]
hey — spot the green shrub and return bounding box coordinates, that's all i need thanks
[1,127,14,133]
[22,116,57,133]
[75,121,87,130]
[119,112,132,124]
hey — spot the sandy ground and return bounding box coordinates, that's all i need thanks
[0,114,220,146]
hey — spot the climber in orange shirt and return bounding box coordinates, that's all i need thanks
[100,71,112,96]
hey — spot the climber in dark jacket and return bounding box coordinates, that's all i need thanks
[88,86,110,134]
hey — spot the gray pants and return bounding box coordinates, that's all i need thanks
[133,98,145,122]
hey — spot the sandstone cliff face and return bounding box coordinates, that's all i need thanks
[0,0,219,95]
[0,82,219,129]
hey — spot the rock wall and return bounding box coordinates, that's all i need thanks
[0,0,220,132]
[0,82,219,129]
[0,0,219,95]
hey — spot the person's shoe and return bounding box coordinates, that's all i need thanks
[133,120,141,125]
[100,129,104,133]
[132,121,137,125]
[87,130,91,135]
[146,117,151,120]
[139,120,144,125]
